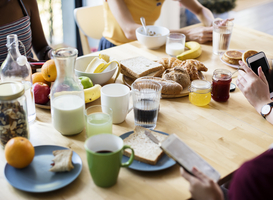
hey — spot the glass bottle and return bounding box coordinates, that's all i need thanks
[0,82,29,147]
[0,34,36,123]
[50,47,85,136]
[189,80,211,106]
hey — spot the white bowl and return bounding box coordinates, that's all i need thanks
[136,25,170,49]
[75,55,118,85]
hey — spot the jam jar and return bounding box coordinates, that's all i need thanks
[0,82,29,147]
[189,80,211,106]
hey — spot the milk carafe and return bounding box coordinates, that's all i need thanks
[0,34,36,123]
[50,47,85,136]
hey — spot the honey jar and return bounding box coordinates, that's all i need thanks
[189,80,211,106]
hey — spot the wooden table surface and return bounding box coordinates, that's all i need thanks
[1,24,273,200]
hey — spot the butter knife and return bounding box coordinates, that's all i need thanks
[144,130,160,145]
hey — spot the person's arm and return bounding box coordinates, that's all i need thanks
[108,0,141,40]
[181,167,224,200]
[236,61,273,124]
[24,0,52,60]
[170,0,214,43]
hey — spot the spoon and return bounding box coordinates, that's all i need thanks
[140,17,148,35]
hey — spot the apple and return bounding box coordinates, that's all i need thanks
[79,76,93,89]
[33,82,50,104]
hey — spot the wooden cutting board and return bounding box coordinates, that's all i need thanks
[122,73,206,98]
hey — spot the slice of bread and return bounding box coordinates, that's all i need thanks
[120,56,163,79]
[123,126,168,165]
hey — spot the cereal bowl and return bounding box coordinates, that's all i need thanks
[75,55,118,85]
[136,25,170,49]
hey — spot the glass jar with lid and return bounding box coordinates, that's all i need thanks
[189,80,211,106]
[0,82,29,147]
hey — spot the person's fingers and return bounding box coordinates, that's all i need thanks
[258,66,268,84]
[180,167,197,184]
[192,167,208,181]
[239,61,252,74]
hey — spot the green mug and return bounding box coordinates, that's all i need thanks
[84,133,134,188]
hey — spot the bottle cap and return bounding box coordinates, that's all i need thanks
[16,55,28,66]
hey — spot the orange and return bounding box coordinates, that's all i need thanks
[5,137,35,169]
[32,72,49,85]
[41,59,57,82]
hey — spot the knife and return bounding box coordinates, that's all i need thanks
[144,130,161,145]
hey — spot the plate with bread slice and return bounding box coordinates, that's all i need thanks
[120,56,207,98]
[120,126,176,171]
[4,145,82,193]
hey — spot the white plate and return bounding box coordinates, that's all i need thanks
[219,50,245,69]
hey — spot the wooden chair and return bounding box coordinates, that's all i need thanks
[74,5,104,55]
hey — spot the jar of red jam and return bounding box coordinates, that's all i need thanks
[211,69,232,102]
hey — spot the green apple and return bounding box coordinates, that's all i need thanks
[79,76,93,89]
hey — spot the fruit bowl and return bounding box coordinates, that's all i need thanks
[136,25,170,49]
[75,55,118,85]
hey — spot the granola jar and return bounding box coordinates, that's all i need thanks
[0,82,29,147]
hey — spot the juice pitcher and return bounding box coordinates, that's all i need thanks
[50,48,85,136]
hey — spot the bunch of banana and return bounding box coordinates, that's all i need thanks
[177,41,202,60]
[84,84,101,103]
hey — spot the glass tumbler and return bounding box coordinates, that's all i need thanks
[165,33,185,57]
[131,79,162,129]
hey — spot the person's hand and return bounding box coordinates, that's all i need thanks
[181,167,224,200]
[185,26,213,44]
[236,61,271,113]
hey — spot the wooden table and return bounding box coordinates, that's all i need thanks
[1,24,273,199]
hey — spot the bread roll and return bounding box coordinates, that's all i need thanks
[139,76,183,95]
[162,67,191,88]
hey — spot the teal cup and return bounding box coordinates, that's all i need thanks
[84,134,134,187]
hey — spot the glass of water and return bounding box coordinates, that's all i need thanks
[131,79,162,129]
[213,19,234,55]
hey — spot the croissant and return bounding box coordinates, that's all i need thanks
[157,58,208,72]
[157,57,183,69]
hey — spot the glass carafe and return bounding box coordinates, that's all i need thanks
[50,47,85,136]
[0,34,36,123]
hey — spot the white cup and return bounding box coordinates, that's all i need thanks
[101,84,132,124]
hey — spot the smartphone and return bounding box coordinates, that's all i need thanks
[161,134,220,182]
[246,51,273,98]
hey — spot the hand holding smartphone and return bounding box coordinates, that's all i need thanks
[160,134,220,182]
[246,51,273,98]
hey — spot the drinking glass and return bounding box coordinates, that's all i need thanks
[131,79,162,129]
[85,105,113,138]
[213,19,234,55]
[165,33,185,57]
[211,69,232,102]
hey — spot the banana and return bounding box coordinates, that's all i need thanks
[84,84,101,103]
[177,41,202,60]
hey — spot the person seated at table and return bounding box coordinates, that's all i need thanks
[237,61,273,125]
[0,0,52,70]
[181,147,273,200]
[99,0,215,51]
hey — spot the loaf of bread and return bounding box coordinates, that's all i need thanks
[162,66,191,88]
[123,126,168,165]
[120,56,164,79]
[139,76,183,95]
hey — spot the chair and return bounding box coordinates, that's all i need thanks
[74,5,105,55]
